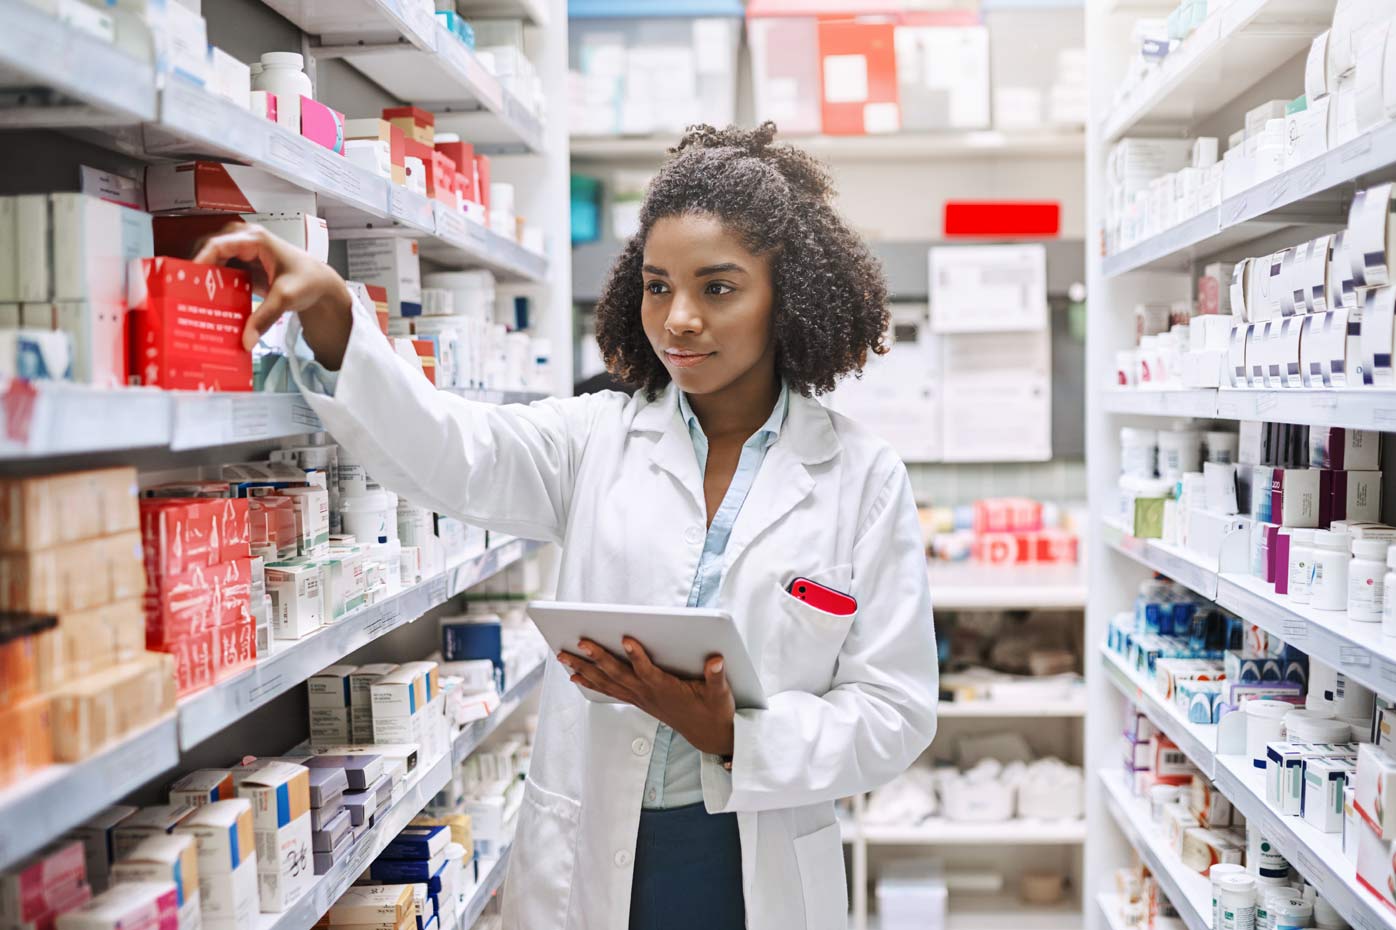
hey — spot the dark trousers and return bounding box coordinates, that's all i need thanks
[629,803,746,930]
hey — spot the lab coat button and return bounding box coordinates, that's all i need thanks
[631,738,650,756]
[614,850,631,868]
[684,525,703,545]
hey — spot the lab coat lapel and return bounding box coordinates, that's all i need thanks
[725,391,841,567]
[630,385,705,514]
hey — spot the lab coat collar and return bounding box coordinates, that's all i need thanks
[629,383,840,467]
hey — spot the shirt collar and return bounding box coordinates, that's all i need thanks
[678,381,790,443]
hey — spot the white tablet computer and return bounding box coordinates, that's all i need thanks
[526,601,767,709]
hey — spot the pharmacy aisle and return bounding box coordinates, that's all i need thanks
[0,2,568,930]
[1087,2,1396,930]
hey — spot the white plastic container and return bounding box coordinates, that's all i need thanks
[1288,529,1317,604]
[1285,709,1350,744]
[1269,896,1313,930]
[254,52,311,133]
[1210,864,1247,929]
[1313,895,1349,929]
[1311,529,1351,611]
[1158,426,1202,480]
[1121,427,1158,479]
[1149,784,1181,822]
[340,489,393,546]
[1349,538,1387,621]
[1246,700,1294,770]
[1384,545,1396,636]
[1218,872,1257,930]
[1257,886,1300,930]
[1206,430,1239,464]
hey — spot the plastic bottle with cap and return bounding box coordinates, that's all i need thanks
[1349,537,1388,621]
[1268,895,1312,930]
[1313,894,1350,929]
[1311,529,1351,611]
[1218,872,1257,930]
[254,52,312,132]
[1209,864,1247,929]
[1288,529,1317,604]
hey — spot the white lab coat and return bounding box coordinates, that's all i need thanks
[292,296,939,930]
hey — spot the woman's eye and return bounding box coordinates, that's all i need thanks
[644,281,669,295]
[705,282,734,296]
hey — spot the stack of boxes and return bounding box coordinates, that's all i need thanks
[308,764,350,876]
[0,840,93,930]
[110,834,202,930]
[65,806,137,893]
[364,826,462,930]
[306,755,386,837]
[0,467,174,768]
[139,497,254,697]
[53,881,179,930]
[315,884,414,930]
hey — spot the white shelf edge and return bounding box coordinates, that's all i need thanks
[457,846,511,930]
[1101,645,1219,778]
[570,130,1086,162]
[927,563,1087,610]
[1102,521,1220,601]
[178,539,543,750]
[937,698,1087,718]
[1103,385,1396,433]
[1100,769,1212,930]
[0,0,157,123]
[0,387,550,461]
[0,715,179,871]
[856,819,1086,846]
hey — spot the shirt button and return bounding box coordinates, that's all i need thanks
[614,850,631,868]
[632,738,650,756]
[647,789,658,803]
[684,525,703,545]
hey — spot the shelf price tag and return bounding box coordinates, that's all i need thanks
[1280,619,1307,640]
[1340,646,1372,667]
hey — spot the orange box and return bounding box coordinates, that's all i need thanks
[816,20,900,135]
[383,106,434,145]
[0,695,52,791]
[0,467,139,554]
[436,142,476,202]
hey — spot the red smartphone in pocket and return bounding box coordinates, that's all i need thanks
[786,578,857,616]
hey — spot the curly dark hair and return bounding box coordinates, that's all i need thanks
[594,122,890,399]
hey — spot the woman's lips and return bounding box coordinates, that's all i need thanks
[665,350,713,369]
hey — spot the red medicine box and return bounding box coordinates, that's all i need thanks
[816,20,899,135]
[216,613,256,680]
[128,257,253,392]
[475,154,491,217]
[436,141,476,201]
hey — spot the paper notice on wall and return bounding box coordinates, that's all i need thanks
[929,243,1048,334]
[829,307,941,462]
[938,329,1051,462]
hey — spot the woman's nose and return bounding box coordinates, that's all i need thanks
[666,295,703,334]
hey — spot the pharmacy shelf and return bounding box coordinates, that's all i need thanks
[1099,0,1333,143]
[0,0,157,125]
[459,0,550,26]
[0,715,179,871]
[178,538,543,750]
[149,81,547,282]
[1215,573,1396,704]
[928,562,1087,610]
[570,130,1086,163]
[1096,894,1130,930]
[1102,647,1396,930]
[452,662,545,766]
[858,819,1087,846]
[1100,97,1396,278]
[1102,520,1396,701]
[937,697,1087,718]
[257,0,437,50]
[257,748,454,930]
[1209,754,1394,930]
[866,903,1083,930]
[0,386,550,460]
[1103,385,1396,432]
[1100,646,1218,777]
[320,23,543,155]
[1101,521,1220,600]
[1100,770,1211,930]
[458,847,511,930]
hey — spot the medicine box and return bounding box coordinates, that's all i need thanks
[1320,469,1383,525]
[110,834,201,930]
[169,770,235,809]
[127,258,254,392]
[113,805,197,863]
[0,839,87,924]
[172,800,253,877]
[349,664,395,742]
[1356,742,1396,837]
[67,805,136,893]
[234,763,312,911]
[324,884,414,929]
[144,163,316,216]
[346,239,421,318]
[54,881,178,930]
[275,487,329,557]
[266,562,322,641]
[1304,757,1354,833]
[1311,427,1380,471]
[1269,468,1320,528]
[371,667,427,745]
[304,754,383,791]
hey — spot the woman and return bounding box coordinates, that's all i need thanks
[196,123,938,930]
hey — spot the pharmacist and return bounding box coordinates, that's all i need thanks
[197,122,938,930]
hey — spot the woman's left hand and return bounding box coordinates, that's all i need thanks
[559,638,735,757]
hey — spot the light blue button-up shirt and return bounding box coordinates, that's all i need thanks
[641,383,790,810]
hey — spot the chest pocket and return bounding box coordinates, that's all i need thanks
[764,563,856,695]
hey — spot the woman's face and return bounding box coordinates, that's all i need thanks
[640,213,777,397]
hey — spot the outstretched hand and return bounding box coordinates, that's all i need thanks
[559,637,736,757]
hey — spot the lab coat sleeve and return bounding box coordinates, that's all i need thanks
[288,288,596,544]
[701,466,939,813]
